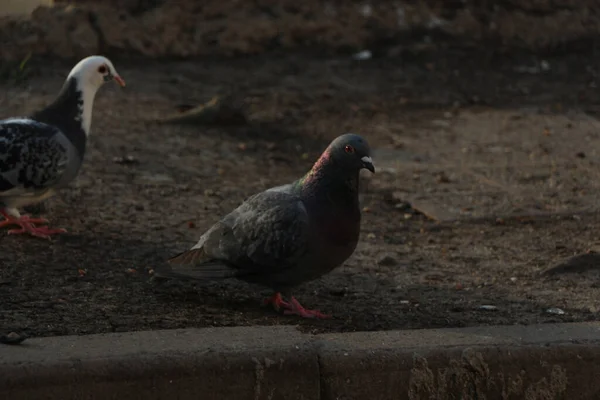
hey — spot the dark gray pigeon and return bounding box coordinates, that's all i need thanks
[0,56,125,239]
[157,133,375,319]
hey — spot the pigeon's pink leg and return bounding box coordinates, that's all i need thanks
[0,209,66,240]
[263,292,288,310]
[263,292,331,319]
[282,297,332,319]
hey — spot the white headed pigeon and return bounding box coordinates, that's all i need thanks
[0,55,125,239]
[157,133,375,319]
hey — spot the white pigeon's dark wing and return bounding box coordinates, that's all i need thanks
[0,119,69,195]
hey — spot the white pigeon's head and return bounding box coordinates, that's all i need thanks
[67,55,126,91]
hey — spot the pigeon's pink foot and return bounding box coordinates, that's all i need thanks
[0,212,66,240]
[263,292,331,319]
[283,297,331,319]
[0,214,49,228]
[263,292,288,309]
[6,224,67,240]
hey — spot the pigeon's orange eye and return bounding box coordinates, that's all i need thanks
[344,145,355,154]
[98,65,107,74]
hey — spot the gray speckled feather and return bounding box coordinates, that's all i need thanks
[0,80,85,212]
[0,119,80,197]
[0,103,85,212]
[160,134,376,295]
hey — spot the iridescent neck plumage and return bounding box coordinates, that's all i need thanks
[298,149,361,195]
[298,150,331,187]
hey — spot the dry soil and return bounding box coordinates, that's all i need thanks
[2,40,600,337]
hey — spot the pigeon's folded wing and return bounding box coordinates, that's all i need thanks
[228,190,310,273]
[0,121,69,195]
[165,190,310,280]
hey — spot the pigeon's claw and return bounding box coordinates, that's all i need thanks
[263,293,332,319]
[0,212,66,240]
[0,214,49,228]
[7,225,67,240]
[283,297,332,319]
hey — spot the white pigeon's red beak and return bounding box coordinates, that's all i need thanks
[113,75,126,87]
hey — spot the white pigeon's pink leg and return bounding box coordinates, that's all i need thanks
[263,292,332,319]
[0,209,66,240]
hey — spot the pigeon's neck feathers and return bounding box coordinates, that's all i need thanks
[64,65,101,136]
[31,74,99,157]
[34,63,102,135]
[298,149,362,247]
[298,149,360,196]
[298,150,331,188]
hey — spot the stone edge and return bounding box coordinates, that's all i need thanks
[0,322,599,399]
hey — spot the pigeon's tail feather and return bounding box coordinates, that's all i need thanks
[153,264,235,281]
[156,248,236,280]
[168,248,208,265]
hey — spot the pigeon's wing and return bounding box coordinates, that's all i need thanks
[229,189,310,272]
[164,187,310,280]
[0,120,69,196]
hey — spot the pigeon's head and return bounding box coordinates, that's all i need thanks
[68,56,126,90]
[327,133,375,173]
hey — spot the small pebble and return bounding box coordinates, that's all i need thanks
[353,50,372,60]
[510,277,517,282]
[0,332,27,345]
[478,305,498,311]
[436,172,451,183]
[431,119,450,128]
[546,307,565,315]
[377,254,398,266]
[360,4,372,17]
[394,202,411,211]
[400,300,410,305]
[113,155,138,165]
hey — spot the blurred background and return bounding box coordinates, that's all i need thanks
[2,0,598,58]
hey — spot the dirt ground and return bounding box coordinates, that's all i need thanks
[2,39,600,338]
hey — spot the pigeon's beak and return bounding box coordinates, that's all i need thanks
[361,156,375,173]
[113,75,126,87]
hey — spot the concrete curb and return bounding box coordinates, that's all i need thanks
[1,323,599,399]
